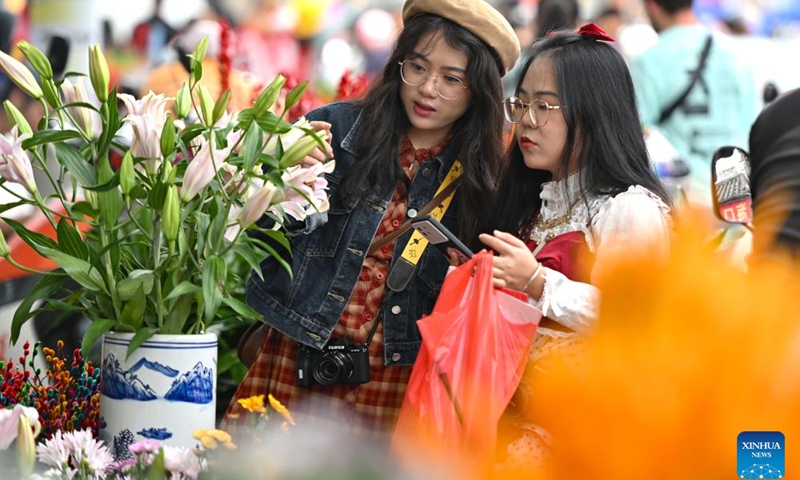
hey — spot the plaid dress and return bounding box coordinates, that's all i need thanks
[225,137,449,440]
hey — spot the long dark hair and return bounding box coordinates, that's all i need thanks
[340,14,506,243]
[481,31,672,237]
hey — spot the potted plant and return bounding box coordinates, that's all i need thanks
[0,38,333,450]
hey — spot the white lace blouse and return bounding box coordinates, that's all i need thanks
[531,171,672,337]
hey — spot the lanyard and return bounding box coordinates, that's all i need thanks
[398,159,462,266]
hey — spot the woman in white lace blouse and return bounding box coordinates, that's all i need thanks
[480,23,673,335]
[477,24,673,467]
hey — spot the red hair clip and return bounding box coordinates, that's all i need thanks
[575,23,615,42]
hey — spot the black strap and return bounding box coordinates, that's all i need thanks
[658,35,713,124]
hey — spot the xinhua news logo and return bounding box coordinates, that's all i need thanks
[738,431,785,479]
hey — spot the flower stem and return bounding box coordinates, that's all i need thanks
[99,226,122,320]
[2,255,53,275]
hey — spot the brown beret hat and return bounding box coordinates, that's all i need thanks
[402,0,521,76]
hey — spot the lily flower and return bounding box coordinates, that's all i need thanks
[277,160,335,221]
[60,78,99,137]
[0,126,37,193]
[180,136,233,202]
[0,50,43,99]
[0,405,40,450]
[119,91,172,173]
[238,182,279,228]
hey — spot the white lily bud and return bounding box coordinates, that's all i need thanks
[239,183,279,228]
[0,50,43,99]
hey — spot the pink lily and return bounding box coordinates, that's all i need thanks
[0,126,37,193]
[60,78,100,137]
[276,160,335,221]
[119,91,172,173]
[0,404,40,450]
[180,136,234,202]
[238,182,279,228]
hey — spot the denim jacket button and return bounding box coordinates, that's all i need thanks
[391,305,401,314]
[407,208,418,218]
[391,353,401,362]
[421,168,431,177]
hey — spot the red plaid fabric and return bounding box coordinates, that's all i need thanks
[225,137,448,439]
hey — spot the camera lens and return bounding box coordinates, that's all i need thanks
[313,352,354,385]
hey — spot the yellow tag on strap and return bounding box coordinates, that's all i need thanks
[399,159,462,266]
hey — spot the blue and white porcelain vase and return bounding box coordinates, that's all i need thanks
[99,332,217,459]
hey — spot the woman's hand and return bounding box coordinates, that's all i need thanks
[300,121,334,167]
[479,230,540,293]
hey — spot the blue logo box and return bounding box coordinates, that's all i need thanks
[738,431,785,479]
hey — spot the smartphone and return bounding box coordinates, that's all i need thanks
[411,216,474,263]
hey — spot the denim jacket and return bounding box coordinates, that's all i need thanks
[246,102,462,367]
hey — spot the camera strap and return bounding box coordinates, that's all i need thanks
[385,160,463,292]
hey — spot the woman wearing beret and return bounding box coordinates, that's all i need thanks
[225,0,520,440]
[477,25,673,466]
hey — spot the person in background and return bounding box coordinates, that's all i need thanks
[477,24,672,468]
[533,0,579,39]
[131,0,177,67]
[630,0,758,210]
[747,88,800,261]
[226,0,519,441]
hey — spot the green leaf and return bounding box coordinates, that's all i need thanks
[284,80,308,110]
[241,121,262,171]
[147,448,166,480]
[38,246,107,293]
[162,294,193,334]
[120,285,146,330]
[98,88,121,155]
[117,270,155,301]
[21,130,81,150]
[251,236,293,279]
[165,281,201,300]
[221,296,261,320]
[260,225,292,252]
[212,89,231,125]
[255,113,292,135]
[202,256,227,322]
[234,243,268,281]
[3,217,59,254]
[81,318,116,355]
[126,327,160,360]
[98,156,122,228]
[148,180,169,211]
[11,274,67,344]
[54,142,97,187]
[56,217,89,260]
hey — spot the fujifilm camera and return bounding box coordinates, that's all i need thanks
[297,337,370,387]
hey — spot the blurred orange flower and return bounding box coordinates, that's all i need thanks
[519,215,800,479]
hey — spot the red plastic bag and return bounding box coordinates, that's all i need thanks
[393,250,542,469]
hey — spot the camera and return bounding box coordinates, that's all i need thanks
[296,337,371,387]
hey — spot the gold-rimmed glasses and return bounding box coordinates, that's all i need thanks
[398,60,468,100]
[502,96,564,127]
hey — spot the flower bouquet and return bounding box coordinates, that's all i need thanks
[0,38,333,357]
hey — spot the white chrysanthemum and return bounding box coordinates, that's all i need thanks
[36,430,70,468]
[162,445,204,479]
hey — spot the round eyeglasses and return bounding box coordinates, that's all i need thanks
[502,96,564,127]
[398,60,468,100]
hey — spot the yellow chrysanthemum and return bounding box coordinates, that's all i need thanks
[208,429,232,443]
[268,394,295,425]
[238,394,267,414]
[200,435,219,450]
